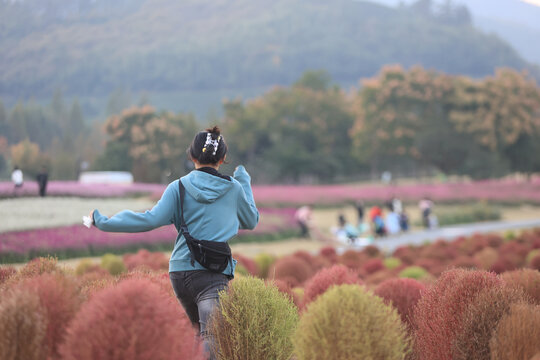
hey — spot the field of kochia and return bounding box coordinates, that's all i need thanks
[1,229,539,359]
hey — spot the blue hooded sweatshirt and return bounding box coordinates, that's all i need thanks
[92,165,259,276]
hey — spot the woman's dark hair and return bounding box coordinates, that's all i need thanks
[188,126,228,165]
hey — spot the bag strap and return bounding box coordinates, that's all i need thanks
[178,180,188,235]
[178,179,196,266]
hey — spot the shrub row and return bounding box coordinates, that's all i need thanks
[1,227,539,359]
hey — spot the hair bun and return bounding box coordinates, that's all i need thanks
[206,125,221,137]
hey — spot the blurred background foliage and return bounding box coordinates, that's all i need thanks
[0,0,540,183]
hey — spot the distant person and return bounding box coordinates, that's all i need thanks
[295,205,312,238]
[381,171,392,184]
[419,196,434,229]
[369,205,386,237]
[392,196,403,215]
[334,214,359,244]
[399,211,409,232]
[428,213,439,229]
[355,200,365,225]
[36,166,49,197]
[385,210,401,235]
[11,166,23,196]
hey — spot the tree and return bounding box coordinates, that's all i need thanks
[0,99,7,136]
[351,66,540,179]
[67,99,85,138]
[94,106,198,182]
[350,65,455,174]
[10,139,50,178]
[294,70,332,92]
[224,71,357,182]
[450,69,540,175]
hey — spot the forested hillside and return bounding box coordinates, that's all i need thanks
[0,0,536,105]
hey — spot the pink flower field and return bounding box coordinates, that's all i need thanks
[0,181,165,198]
[0,208,297,263]
[2,177,539,205]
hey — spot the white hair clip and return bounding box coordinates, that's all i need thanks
[202,133,221,155]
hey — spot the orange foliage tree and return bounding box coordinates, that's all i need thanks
[351,66,540,178]
[96,106,198,182]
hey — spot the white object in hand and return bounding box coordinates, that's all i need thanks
[82,216,93,228]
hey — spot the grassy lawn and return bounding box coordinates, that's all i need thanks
[0,197,156,233]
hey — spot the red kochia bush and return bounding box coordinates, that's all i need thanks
[60,279,203,360]
[490,256,518,274]
[375,278,426,329]
[338,249,366,272]
[302,265,361,308]
[319,246,338,264]
[269,256,312,287]
[123,250,168,271]
[362,245,381,258]
[412,269,502,360]
[19,274,82,359]
[0,266,16,285]
[530,254,540,271]
[452,286,527,360]
[361,258,385,275]
[0,288,47,360]
[500,269,540,305]
[393,246,417,265]
[269,279,301,307]
[234,253,258,276]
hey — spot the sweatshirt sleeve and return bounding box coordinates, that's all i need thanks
[233,165,259,230]
[93,181,178,232]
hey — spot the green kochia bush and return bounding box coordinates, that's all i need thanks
[100,253,126,275]
[209,276,298,360]
[399,266,428,280]
[294,284,410,360]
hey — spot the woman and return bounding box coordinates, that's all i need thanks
[89,126,259,359]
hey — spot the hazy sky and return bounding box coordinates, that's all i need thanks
[364,0,540,30]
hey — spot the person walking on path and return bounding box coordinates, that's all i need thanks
[11,166,23,196]
[419,196,434,229]
[295,205,313,238]
[88,126,259,360]
[36,166,49,197]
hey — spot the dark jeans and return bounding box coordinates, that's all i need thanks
[169,270,230,360]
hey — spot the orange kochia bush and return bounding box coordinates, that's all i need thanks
[451,286,528,360]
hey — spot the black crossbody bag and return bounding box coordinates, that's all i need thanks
[178,180,232,273]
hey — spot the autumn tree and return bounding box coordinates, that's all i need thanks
[351,66,540,178]
[450,68,540,175]
[10,139,50,177]
[94,106,198,183]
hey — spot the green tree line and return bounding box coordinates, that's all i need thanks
[0,91,101,179]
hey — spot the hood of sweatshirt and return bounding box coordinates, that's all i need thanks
[182,169,234,204]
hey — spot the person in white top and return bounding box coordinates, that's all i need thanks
[11,166,24,196]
